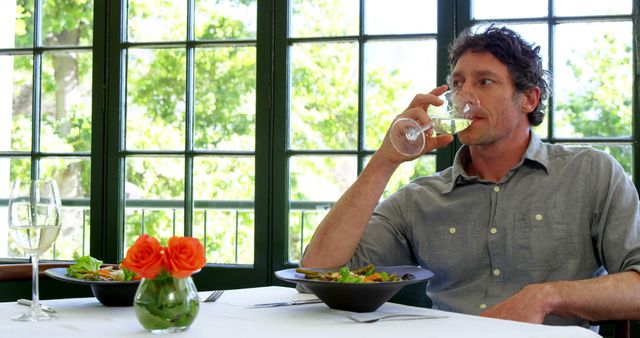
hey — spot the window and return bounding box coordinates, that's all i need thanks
[123,0,258,265]
[285,0,440,263]
[472,0,634,176]
[0,0,94,260]
[0,0,637,291]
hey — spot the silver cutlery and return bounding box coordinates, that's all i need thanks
[251,298,323,308]
[203,290,224,303]
[348,313,447,323]
[17,299,56,313]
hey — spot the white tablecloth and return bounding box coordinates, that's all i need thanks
[0,286,601,337]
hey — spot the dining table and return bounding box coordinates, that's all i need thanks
[0,286,602,337]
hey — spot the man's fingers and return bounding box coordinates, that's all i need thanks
[406,85,449,110]
[426,134,454,151]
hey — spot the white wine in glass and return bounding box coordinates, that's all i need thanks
[8,179,62,321]
[390,90,476,156]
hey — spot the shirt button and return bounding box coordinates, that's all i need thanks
[535,214,543,221]
[493,186,500,192]
[493,269,501,276]
[490,227,497,234]
[449,227,456,234]
[479,303,487,310]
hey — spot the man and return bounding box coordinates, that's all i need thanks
[301,26,640,327]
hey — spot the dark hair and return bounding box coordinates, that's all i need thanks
[448,25,550,126]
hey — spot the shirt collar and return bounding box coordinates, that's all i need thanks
[443,131,550,194]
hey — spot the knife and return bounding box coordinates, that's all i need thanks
[251,298,323,308]
[17,299,57,313]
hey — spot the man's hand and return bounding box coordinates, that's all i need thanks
[377,85,455,165]
[480,284,556,324]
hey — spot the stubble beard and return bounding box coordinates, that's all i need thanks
[458,128,495,146]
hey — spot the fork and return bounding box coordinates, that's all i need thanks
[348,313,447,323]
[203,290,224,303]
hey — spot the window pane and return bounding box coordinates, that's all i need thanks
[365,154,436,198]
[41,51,93,152]
[125,157,185,200]
[288,155,357,262]
[0,157,31,259]
[43,0,93,47]
[0,158,31,200]
[195,0,257,40]
[0,0,34,48]
[290,0,358,38]
[41,157,91,199]
[193,157,255,201]
[473,0,547,19]
[193,209,254,264]
[554,0,631,16]
[41,157,91,259]
[126,48,186,150]
[365,39,437,150]
[290,42,358,150]
[4,203,88,260]
[53,206,90,260]
[365,0,437,34]
[290,155,357,201]
[124,157,185,247]
[554,22,632,138]
[0,54,32,151]
[288,208,328,263]
[194,47,256,151]
[125,208,185,248]
[127,0,186,42]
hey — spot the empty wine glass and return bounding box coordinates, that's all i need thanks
[8,179,62,321]
[390,90,478,156]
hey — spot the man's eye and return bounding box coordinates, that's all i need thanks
[481,79,494,85]
[451,81,462,89]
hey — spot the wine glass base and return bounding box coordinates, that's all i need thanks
[390,118,426,156]
[12,308,57,322]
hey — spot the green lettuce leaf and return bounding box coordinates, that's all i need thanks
[67,255,103,279]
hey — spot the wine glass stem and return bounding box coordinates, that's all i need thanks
[407,120,435,140]
[31,254,41,311]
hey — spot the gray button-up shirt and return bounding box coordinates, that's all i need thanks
[350,132,640,326]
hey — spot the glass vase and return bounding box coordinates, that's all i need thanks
[133,273,199,333]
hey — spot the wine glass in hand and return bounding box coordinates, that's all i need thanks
[8,179,61,321]
[390,90,477,156]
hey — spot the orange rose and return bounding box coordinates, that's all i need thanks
[164,236,206,278]
[122,234,165,279]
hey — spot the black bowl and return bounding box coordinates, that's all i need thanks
[45,267,140,306]
[275,265,433,313]
[89,282,139,306]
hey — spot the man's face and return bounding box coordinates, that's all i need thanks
[449,51,530,146]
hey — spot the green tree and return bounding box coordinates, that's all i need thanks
[9,0,421,263]
[555,33,632,174]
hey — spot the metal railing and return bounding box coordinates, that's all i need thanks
[1,199,334,264]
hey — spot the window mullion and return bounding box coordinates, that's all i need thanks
[184,0,196,237]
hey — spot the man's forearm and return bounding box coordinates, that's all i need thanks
[548,270,640,321]
[300,154,399,268]
[481,270,640,323]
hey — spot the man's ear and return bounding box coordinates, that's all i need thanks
[521,87,541,114]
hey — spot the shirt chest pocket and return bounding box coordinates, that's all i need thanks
[417,220,481,283]
[512,208,570,272]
